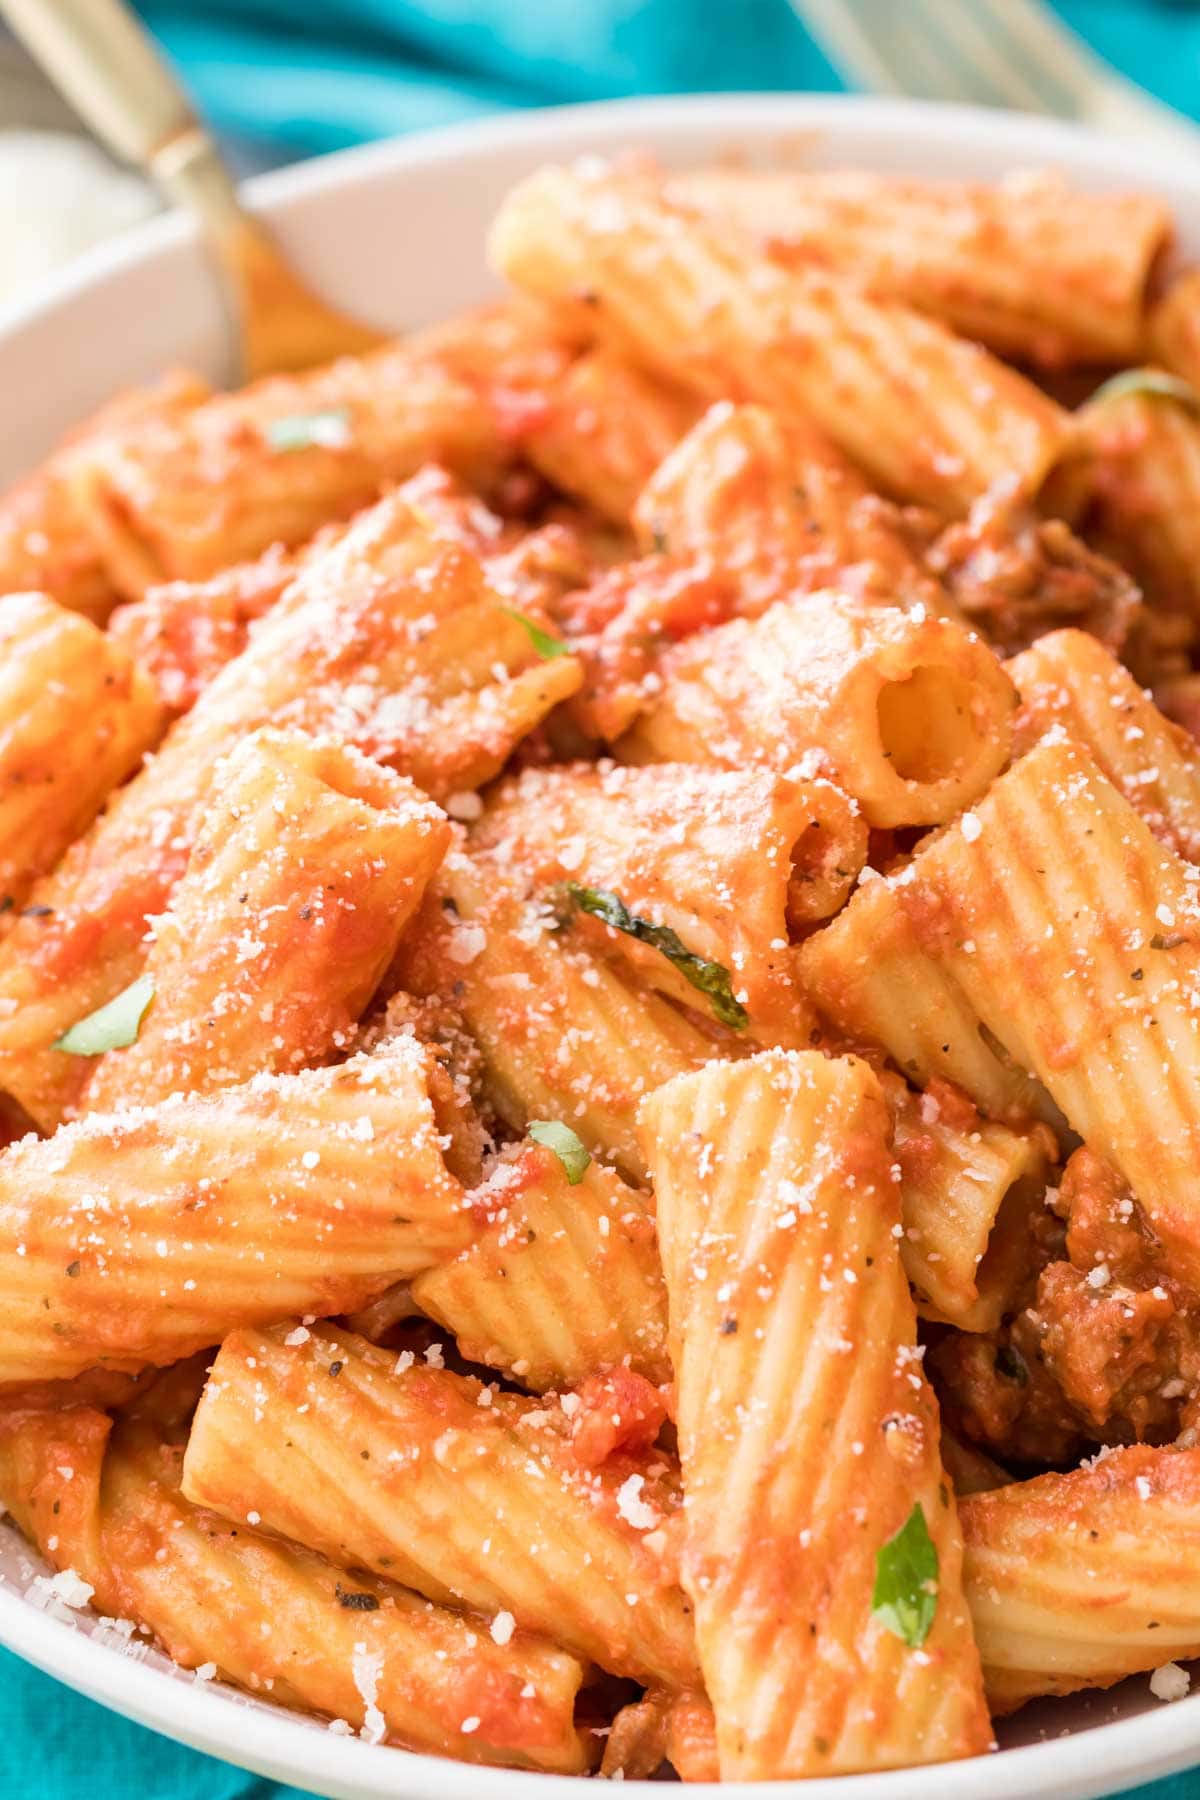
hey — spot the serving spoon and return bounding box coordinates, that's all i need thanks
[0,0,388,380]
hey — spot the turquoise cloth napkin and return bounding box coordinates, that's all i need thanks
[130,0,1200,161]
[5,2,1200,1796]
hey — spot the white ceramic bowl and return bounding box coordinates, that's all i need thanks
[2,92,1200,1800]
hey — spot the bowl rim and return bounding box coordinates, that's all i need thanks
[3,88,1200,1800]
[3,87,1198,349]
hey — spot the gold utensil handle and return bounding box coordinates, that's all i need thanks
[0,0,259,350]
[2,0,403,378]
[0,0,211,170]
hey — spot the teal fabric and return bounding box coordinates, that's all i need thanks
[5,2,1200,1796]
[127,0,1200,163]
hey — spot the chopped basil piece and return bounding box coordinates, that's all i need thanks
[559,883,749,1030]
[53,974,155,1056]
[264,408,353,452]
[871,1502,939,1649]
[529,1119,591,1184]
[1089,368,1200,416]
[500,606,570,661]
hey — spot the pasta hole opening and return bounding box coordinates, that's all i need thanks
[973,1172,1047,1324]
[876,665,977,785]
[786,818,859,937]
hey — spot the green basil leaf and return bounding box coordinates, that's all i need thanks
[528,1120,591,1184]
[264,408,353,452]
[1089,369,1200,416]
[871,1502,939,1649]
[560,883,749,1030]
[499,606,570,661]
[54,974,155,1057]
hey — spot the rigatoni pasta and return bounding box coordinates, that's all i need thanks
[523,346,701,524]
[0,1405,591,1772]
[0,1040,473,1385]
[81,729,449,1111]
[0,491,579,1129]
[1009,626,1200,862]
[183,1322,698,1687]
[489,159,1069,514]
[0,590,164,916]
[961,1446,1200,1713]
[618,590,1017,828]
[4,145,1200,1783]
[393,846,724,1182]
[633,399,947,619]
[0,368,211,619]
[69,342,499,595]
[641,1050,990,1778]
[471,760,852,1040]
[797,859,1058,1125]
[890,1079,1055,1332]
[885,736,1200,1289]
[411,1135,669,1391]
[672,168,1170,370]
[1060,379,1200,625]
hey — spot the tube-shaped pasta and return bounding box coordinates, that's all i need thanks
[890,1082,1054,1332]
[673,169,1170,370]
[618,591,1016,829]
[489,161,1068,515]
[961,1446,1200,1714]
[474,762,853,1040]
[797,867,1054,1125]
[1067,386,1200,622]
[640,1050,990,1779]
[524,347,700,524]
[896,736,1200,1290]
[0,369,211,619]
[82,730,449,1112]
[105,467,587,723]
[0,493,580,1128]
[0,1406,589,1772]
[393,847,725,1183]
[106,542,302,715]
[632,401,949,619]
[70,343,499,596]
[1150,269,1200,387]
[1009,628,1200,863]
[184,1322,699,1688]
[0,591,163,915]
[412,1137,669,1391]
[0,1040,473,1385]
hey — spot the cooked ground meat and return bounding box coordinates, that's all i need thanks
[931,1148,1200,1466]
[927,478,1141,658]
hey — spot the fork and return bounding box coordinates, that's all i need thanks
[0,0,388,379]
[793,0,1200,153]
